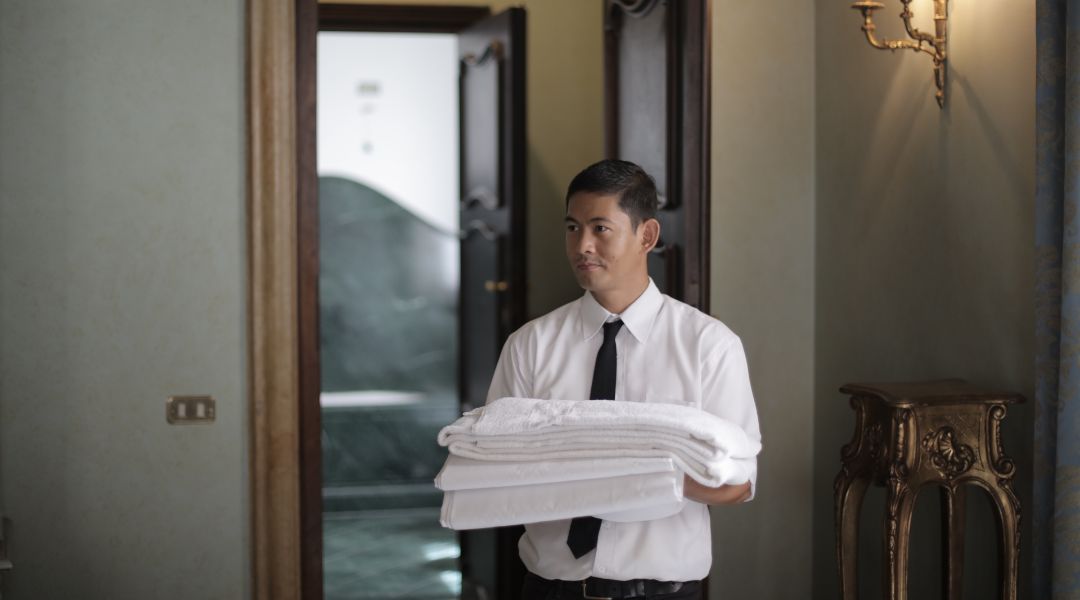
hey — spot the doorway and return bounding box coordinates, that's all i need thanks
[317,30,463,600]
[298,5,529,599]
[258,1,714,598]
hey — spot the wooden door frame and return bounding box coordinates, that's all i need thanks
[248,1,304,599]
[249,3,498,599]
[319,3,491,31]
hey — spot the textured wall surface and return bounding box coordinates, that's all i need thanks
[708,1,817,598]
[814,1,1036,597]
[0,1,248,598]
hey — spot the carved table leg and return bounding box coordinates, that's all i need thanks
[883,483,917,600]
[987,483,1020,600]
[987,404,1020,600]
[941,485,966,600]
[835,473,870,600]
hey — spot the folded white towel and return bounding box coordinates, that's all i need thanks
[441,442,750,487]
[439,470,685,530]
[438,397,760,486]
[469,430,720,467]
[456,398,757,455]
[435,454,678,491]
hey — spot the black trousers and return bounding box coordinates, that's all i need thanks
[520,572,703,600]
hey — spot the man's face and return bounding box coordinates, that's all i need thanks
[565,192,652,293]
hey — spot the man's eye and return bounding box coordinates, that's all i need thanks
[566,224,578,232]
[595,225,609,233]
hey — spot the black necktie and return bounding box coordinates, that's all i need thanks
[567,319,623,558]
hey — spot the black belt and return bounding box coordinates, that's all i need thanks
[538,574,698,599]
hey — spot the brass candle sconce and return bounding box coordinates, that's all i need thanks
[851,0,948,107]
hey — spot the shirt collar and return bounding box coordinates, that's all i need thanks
[579,279,663,343]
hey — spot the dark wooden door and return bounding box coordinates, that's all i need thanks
[457,8,528,600]
[604,0,710,309]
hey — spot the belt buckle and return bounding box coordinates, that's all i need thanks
[581,582,613,600]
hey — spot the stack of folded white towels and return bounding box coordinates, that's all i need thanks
[434,397,761,530]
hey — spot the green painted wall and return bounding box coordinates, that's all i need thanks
[709,1,816,597]
[0,1,248,598]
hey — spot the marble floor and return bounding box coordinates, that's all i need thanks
[324,508,461,600]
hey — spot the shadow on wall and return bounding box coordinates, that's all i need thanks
[527,144,585,318]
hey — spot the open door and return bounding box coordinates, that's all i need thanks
[604,0,710,309]
[457,8,528,600]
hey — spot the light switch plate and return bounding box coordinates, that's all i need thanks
[166,395,216,424]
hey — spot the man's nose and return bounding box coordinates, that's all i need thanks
[576,232,595,255]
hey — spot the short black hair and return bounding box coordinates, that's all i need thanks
[565,159,659,229]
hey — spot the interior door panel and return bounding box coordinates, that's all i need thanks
[457,8,528,599]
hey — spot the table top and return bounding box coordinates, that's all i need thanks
[840,379,1025,406]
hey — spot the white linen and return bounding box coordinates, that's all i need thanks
[434,454,678,491]
[463,396,756,451]
[484,279,762,582]
[439,470,685,530]
[438,397,759,487]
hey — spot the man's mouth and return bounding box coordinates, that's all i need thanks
[576,262,602,271]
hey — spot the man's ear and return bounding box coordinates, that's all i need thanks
[640,218,660,253]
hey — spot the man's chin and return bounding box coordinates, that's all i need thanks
[573,272,606,291]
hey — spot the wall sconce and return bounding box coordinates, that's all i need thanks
[851,0,948,107]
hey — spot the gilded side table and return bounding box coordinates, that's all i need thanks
[833,379,1024,600]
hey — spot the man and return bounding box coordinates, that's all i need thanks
[486,159,762,600]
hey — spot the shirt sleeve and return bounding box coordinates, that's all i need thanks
[485,328,533,405]
[701,333,762,500]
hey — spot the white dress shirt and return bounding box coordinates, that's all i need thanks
[485,279,761,582]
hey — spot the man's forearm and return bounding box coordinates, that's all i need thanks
[683,476,752,505]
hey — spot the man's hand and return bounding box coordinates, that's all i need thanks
[682,475,752,505]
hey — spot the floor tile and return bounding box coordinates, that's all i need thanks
[324,509,460,600]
